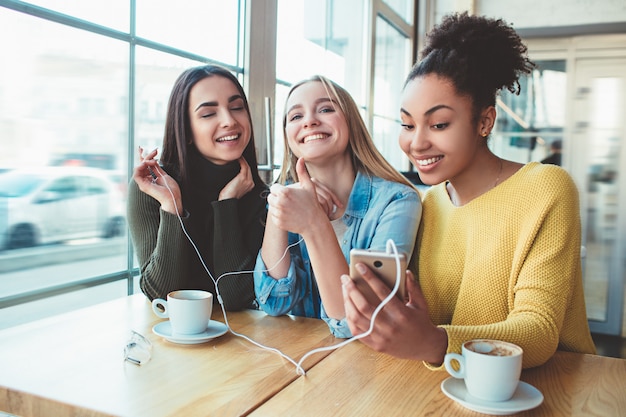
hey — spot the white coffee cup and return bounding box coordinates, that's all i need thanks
[151,290,213,335]
[444,339,523,402]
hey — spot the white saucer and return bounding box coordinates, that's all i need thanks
[152,320,228,344]
[441,378,544,415]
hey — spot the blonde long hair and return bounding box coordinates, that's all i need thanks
[277,75,414,189]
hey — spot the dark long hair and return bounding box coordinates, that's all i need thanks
[159,64,264,192]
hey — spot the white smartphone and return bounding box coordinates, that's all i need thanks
[349,249,407,304]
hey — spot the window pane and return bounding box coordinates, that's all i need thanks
[24,0,129,31]
[383,0,414,23]
[135,47,204,155]
[271,83,291,180]
[584,76,623,322]
[275,0,367,178]
[133,49,206,269]
[0,10,128,298]
[372,16,411,170]
[276,0,366,103]
[492,60,567,164]
[136,0,240,64]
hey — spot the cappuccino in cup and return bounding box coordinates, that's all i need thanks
[465,340,517,357]
[444,339,523,402]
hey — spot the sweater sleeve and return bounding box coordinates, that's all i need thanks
[127,179,191,301]
[211,188,267,311]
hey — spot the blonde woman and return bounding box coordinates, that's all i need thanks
[254,75,421,337]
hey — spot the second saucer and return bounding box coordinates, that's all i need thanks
[441,377,544,415]
[153,320,228,344]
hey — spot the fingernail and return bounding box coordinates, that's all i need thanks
[340,275,350,285]
[356,263,367,274]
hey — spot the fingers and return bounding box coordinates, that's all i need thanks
[312,180,343,209]
[295,157,314,189]
[295,158,344,219]
[341,274,374,335]
[354,262,396,301]
[133,155,158,183]
[238,156,251,176]
[138,146,158,162]
[135,147,160,185]
[235,156,254,191]
[267,183,284,212]
[406,270,428,310]
[267,183,293,231]
[311,180,333,217]
[134,162,163,186]
[218,157,255,200]
[311,179,343,218]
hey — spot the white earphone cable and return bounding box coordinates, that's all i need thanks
[149,159,402,376]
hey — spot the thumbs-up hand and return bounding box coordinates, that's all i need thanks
[296,157,343,220]
[267,158,327,235]
[295,156,315,190]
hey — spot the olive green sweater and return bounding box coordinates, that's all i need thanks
[414,162,596,369]
[127,156,267,311]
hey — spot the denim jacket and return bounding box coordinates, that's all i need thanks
[254,171,422,338]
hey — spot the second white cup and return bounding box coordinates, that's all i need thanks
[152,290,213,335]
[444,339,523,402]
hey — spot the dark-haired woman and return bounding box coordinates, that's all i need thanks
[128,65,267,311]
[341,12,596,368]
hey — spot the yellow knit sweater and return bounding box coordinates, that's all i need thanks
[412,162,596,369]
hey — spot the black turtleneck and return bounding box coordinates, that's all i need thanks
[128,147,268,311]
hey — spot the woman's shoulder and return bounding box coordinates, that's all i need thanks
[512,162,578,195]
[368,173,420,196]
[349,173,420,216]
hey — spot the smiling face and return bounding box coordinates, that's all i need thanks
[188,75,251,165]
[284,81,350,164]
[399,74,486,186]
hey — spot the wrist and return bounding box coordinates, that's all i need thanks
[300,210,331,239]
[424,327,448,365]
[161,200,183,215]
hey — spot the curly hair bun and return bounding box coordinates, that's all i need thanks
[408,12,535,109]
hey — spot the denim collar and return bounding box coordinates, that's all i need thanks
[344,171,373,219]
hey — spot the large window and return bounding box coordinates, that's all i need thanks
[0,0,245,329]
[0,0,415,330]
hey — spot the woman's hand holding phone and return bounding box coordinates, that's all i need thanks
[349,249,407,304]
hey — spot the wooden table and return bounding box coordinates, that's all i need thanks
[1,294,625,417]
[0,294,336,417]
[250,339,626,417]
